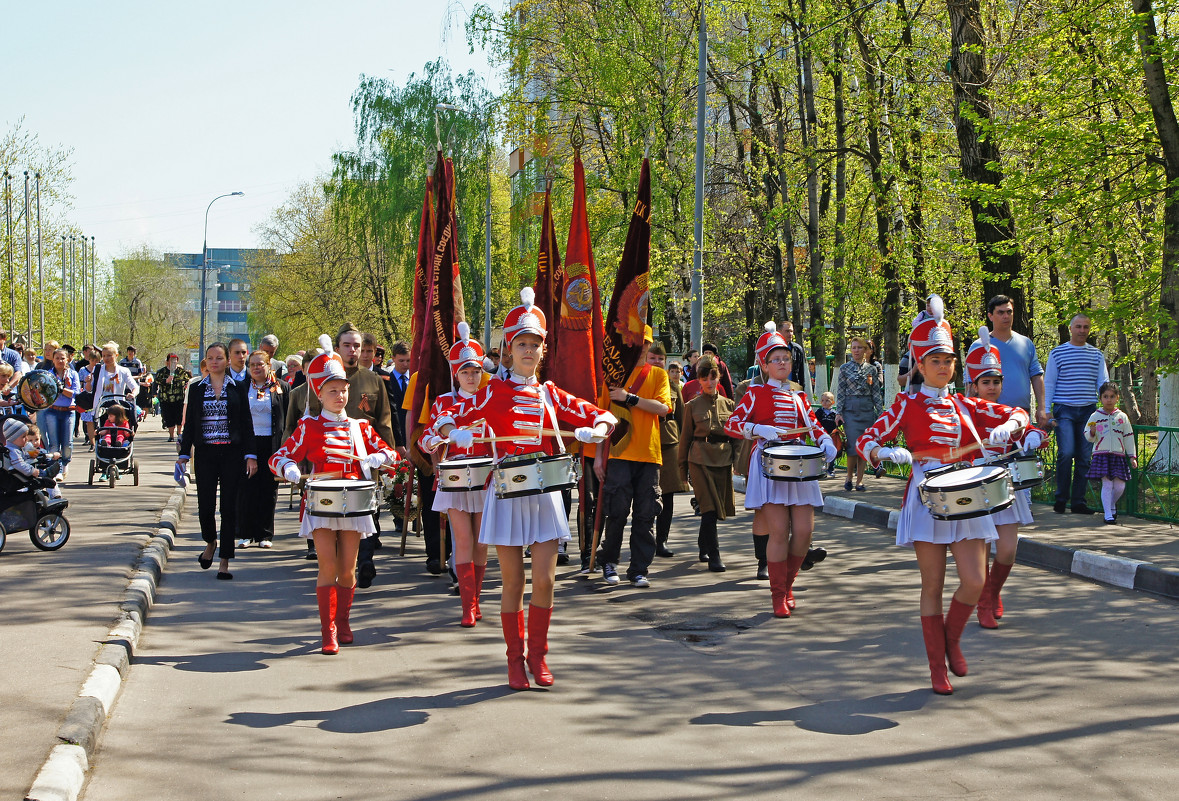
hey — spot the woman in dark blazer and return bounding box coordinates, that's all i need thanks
[176,342,256,580]
[236,351,287,548]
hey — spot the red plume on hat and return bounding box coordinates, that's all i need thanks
[448,321,485,376]
[502,286,547,345]
[306,334,347,398]
[755,321,788,364]
[965,324,1002,383]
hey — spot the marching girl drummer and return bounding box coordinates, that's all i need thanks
[856,297,1028,695]
[963,328,1045,629]
[269,337,398,655]
[433,288,615,690]
[419,322,493,628]
[724,322,837,618]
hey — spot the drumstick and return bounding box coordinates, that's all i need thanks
[472,429,577,444]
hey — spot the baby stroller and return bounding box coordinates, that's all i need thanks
[88,397,140,488]
[0,449,71,553]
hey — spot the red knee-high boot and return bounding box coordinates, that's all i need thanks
[990,561,1012,621]
[500,611,530,690]
[316,585,339,655]
[768,560,791,618]
[977,563,997,629]
[921,615,953,695]
[335,584,355,644]
[944,597,975,677]
[526,604,554,686]
[473,564,486,621]
[785,553,807,611]
[455,562,477,628]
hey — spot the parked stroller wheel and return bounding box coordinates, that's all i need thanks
[133,463,140,486]
[0,521,7,554]
[31,514,70,551]
[88,459,95,486]
[108,466,118,489]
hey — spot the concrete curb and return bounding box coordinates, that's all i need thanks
[25,486,188,801]
[817,497,1179,601]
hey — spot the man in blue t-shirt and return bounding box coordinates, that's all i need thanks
[968,295,1045,414]
[0,329,20,374]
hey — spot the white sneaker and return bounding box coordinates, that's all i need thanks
[235,539,250,549]
[631,575,650,588]
[258,540,273,549]
[603,563,620,585]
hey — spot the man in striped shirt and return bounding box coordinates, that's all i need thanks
[1043,314,1108,514]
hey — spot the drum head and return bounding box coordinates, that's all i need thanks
[924,465,1003,488]
[764,444,822,457]
[500,452,542,467]
[439,458,493,469]
[309,479,374,489]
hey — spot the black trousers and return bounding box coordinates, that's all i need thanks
[578,462,601,564]
[237,435,277,542]
[600,458,662,580]
[419,467,447,562]
[193,443,244,560]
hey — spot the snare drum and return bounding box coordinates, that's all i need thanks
[918,464,1013,521]
[995,451,1044,490]
[305,479,379,518]
[761,444,827,482]
[437,457,494,492]
[494,453,579,499]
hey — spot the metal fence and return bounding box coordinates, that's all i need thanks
[831,425,1179,525]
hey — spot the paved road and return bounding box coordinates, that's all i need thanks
[1,421,178,801]
[81,484,1179,800]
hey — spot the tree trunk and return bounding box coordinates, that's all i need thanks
[1131,0,1179,432]
[832,35,849,371]
[946,0,1029,334]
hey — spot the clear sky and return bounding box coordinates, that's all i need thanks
[4,1,501,263]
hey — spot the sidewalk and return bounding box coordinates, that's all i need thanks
[807,471,1179,598]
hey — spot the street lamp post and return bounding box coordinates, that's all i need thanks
[436,103,493,347]
[91,235,96,343]
[199,192,244,355]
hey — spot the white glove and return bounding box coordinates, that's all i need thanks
[751,424,785,441]
[821,439,838,462]
[575,426,607,443]
[448,428,475,449]
[878,446,912,465]
[421,434,445,453]
[282,463,302,483]
[1023,431,1043,451]
[362,453,387,470]
[988,423,1016,445]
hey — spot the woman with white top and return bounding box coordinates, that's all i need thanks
[236,351,287,548]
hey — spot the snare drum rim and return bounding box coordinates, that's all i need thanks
[762,444,825,461]
[919,466,1009,493]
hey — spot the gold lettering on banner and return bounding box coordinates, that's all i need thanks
[633,199,649,221]
[431,219,455,351]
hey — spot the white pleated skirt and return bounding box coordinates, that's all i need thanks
[299,512,377,538]
[433,487,489,515]
[743,440,824,510]
[991,488,1033,526]
[478,488,570,547]
[896,461,998,547]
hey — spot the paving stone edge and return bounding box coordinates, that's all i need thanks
[817,497,1179,601]
[24,486,188,801]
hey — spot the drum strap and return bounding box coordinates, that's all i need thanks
[950,396,990,462]
[540,385,566,455]
[790,391,820,445]
[350,418,371,479]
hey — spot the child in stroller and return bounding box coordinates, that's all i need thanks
[3,418,62,498]
[92,398,139,486]
[98,405,132,447]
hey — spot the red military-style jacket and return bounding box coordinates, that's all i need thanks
[269,409,396,481]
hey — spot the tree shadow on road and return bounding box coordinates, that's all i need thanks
[690,689,928,734]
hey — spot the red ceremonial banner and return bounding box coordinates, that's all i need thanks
[408,171,434,377]
[533,185,563,382]
[548,151,604,403]
[602,157,651,389]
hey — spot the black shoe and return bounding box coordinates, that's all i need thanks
[216,571,233,580]
[358,562,376,589]
[708,557,727,572]
[689,497,700,516]
[874,464,886,478]
[371,534,383,550]
[699,551,708,563]
[305,548,318,561]
[655,545,675,558]
[844,481,853,491]
[557,551,570,566]
[1072,504,1096,515]
[1104,517,1117,525]
[198,553,213,570]
[1053,501,1067,514]
[801,546,827,571]
[426,558,443,575]
[757,560,769,580]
